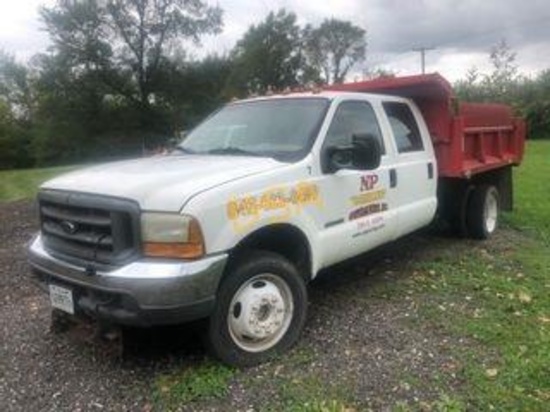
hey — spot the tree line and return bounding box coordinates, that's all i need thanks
[455,39,550,141]
[0,1,547,170]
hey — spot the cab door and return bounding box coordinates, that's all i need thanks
[380,100,438,237]
[316,99,398,268]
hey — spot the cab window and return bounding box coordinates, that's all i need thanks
[324,101,385,154]
[382,102,423,153]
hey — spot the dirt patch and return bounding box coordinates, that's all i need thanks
[1,200,502,411]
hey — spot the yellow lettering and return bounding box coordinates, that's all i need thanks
[350,189,386,206]
[226,182,323,231]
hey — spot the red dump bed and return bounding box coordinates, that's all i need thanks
[327,73,526,178]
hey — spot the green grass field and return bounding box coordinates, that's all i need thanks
[506,140,550,245]
[0,166,74,202]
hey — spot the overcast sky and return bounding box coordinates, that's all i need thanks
[1,0,550,82]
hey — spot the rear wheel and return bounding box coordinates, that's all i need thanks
[207,251,307,367]
[466,185,500,239]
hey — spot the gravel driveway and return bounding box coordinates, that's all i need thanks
[1,200,467,411]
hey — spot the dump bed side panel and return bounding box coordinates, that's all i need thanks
[456,102,525,177]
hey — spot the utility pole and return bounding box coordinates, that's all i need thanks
[412,46,435,74]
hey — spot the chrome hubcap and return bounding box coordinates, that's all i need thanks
[228,274,293,352]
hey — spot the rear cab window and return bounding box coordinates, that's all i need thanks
[382,102,424,153]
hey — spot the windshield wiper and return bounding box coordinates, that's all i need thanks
[205,147,263,157]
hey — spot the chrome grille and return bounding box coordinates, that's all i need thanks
[38,191,140,268]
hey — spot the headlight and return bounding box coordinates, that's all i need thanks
[141,213,204,259]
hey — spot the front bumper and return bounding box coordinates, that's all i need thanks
[28,234,228,326]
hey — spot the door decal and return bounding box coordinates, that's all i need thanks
[349,173,386,207]
[226,182,323,233]
[349,202,388,221]
[350,189,386,206]
[352,215,386,238]
[348,173,389,237]
[360,174,379,191]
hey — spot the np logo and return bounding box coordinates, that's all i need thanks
[60,220,78,235]
[360,174,379,192]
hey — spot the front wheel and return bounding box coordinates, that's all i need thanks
[466,185,500,239]
[207,251,307,367]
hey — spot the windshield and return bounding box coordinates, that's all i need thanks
[178,98,329,161]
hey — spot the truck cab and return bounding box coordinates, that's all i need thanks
[28,75,523,366]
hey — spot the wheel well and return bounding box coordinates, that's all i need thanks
[229,224,312,281]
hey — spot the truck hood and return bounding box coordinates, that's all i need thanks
[42,155,284,212]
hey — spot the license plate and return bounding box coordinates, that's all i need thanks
[49,284,74,315]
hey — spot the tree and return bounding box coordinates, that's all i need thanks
[30,52,119,165]
[0,52,36,168]
[455,39,520,103]
[30,0,224,164]
[226,9,311,95]
[522,70,550,139]
[0,99,26,169]
[487,38,519,98]
[455,67,487,102]
[41,0,223,109]
[153,54,233,133]
[454,39,550,139]
[0,51,35,121]
[361,67,396,81]
[304,18,366,84]
[489,39,518,83]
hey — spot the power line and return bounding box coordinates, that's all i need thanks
[412,46,435,74]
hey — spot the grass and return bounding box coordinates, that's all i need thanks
[151,358,354,411]
[152,360,235,410]
[394,394,465,412]
[505,140,550,245]
[399,140,550,410]
[152,347,355,411]
[262,375,355,412]
[411,246,550,410]
[0,166,74,202]
[259,354,356,412]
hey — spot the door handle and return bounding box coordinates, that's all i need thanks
[389,169,397,188]
[427,162,434,179]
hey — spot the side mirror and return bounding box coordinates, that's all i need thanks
[324,133,382,173]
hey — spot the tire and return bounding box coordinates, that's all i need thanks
[466,185,500,239]
[207,251,308,367]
